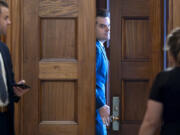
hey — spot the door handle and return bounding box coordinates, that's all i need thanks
[110,116,119,121]
[111,96,120,131]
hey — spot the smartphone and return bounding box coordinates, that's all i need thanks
[14,83,31,89]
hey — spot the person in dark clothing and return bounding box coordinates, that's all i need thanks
[139,27,180,135]
[0,1,29,135]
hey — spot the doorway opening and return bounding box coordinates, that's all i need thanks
[96,0,165,135]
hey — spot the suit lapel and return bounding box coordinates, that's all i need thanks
[97,41,108,61]
[0,43,9,81]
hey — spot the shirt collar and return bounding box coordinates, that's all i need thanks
[98,40,104,48]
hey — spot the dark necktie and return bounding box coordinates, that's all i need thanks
[0,59,7,103]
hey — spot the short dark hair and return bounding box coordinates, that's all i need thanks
[166,28,180,63]
[96,9,110,18]
[0,0,8,14]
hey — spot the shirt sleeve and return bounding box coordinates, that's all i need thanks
[96,88,105,109]
[4,45,20,102]
[149,72,164,103]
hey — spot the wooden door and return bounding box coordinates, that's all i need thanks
[96,0,107,9]
[109,0,163,134]
[20,0,96,135]
[168,0,180,31]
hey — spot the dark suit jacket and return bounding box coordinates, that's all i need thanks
[0,41,20,135]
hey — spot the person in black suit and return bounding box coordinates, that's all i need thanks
[0,1,29,135]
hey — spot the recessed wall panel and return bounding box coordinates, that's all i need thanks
[41,80,77,121]
[122,18,151,60]
[41,19,76,59]
[123,80,149,121]
[122,0,149,16]
[39,0,78,17]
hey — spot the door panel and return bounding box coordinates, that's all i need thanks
[110,0,163,134]
[41,19,76,59]
[122,18,151,59]
[21,0,95,135]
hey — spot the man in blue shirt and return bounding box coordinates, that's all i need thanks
[96,9,110,135]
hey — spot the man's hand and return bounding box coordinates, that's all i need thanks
[13,80,30,97]
[99,105,110,126]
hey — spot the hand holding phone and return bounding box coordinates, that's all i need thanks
[14,83,31,89]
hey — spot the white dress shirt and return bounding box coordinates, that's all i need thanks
[0,53,9,106]
[99,41,104,48]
